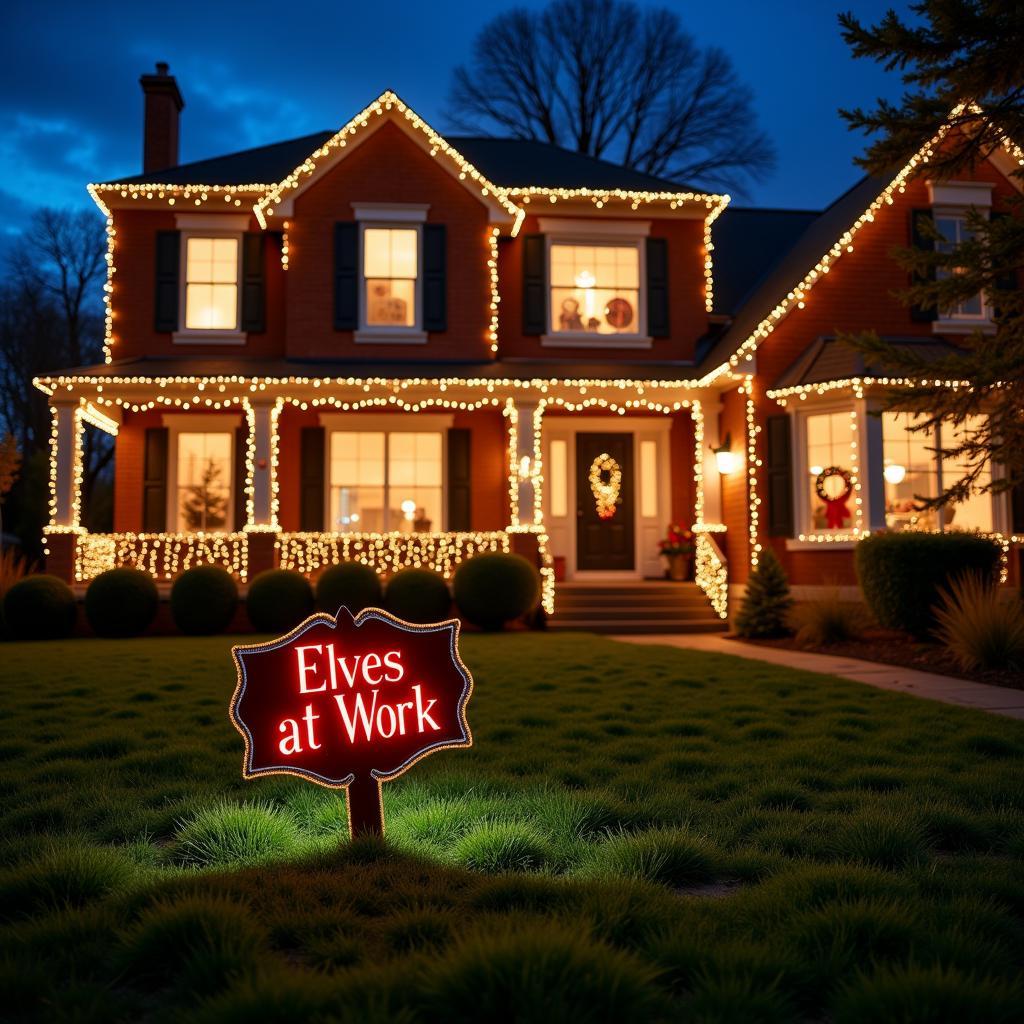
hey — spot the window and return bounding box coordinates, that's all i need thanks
[804,411,856,532]
[935,215,986,320]
[176,432,232,532]
[363,227,418,328]
[184,237,239,330]
[550,243,640,335]
[329,430,442,532]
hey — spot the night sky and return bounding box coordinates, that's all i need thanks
[2,0,909,258]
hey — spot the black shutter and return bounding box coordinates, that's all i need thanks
[646,236,670,337]
[154,231,180,332]
[447,428,471,531]
[423,224,447,332]
[910,208,937,322]
[334,222,359,330]
[241,232,265,333]
[233,425,247,530]
[765,415,794,537]
[143,427,168,532]
[522,234,546,335]
[300,427,325,531]
[1012,481,1024,535]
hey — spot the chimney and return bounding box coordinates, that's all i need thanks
[140,62,184,174]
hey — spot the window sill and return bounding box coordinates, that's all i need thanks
[932,319,995,335]
[785,538,858,551]
[173,331,246,346]
[540,333,653,350]
[354,329,428,345]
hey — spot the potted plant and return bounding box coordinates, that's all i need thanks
[658,524,695,581]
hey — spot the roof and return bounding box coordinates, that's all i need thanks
[770,335,965,391]
[107,133,695,193]
[710,207,819,316]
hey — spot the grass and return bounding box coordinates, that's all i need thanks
[1,633,1023,1021]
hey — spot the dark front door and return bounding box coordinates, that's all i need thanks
[576,432,634,571]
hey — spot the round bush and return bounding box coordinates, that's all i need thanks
[170,565,238,635]
[453,553,541,631]
[855,532,1002,637]
[246,569,314,633]
[84,568,159,638]
[316,561,383,614]
[384,568,451,624]
[2,575,76,641]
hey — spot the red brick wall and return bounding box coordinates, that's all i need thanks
[114,409,162,532]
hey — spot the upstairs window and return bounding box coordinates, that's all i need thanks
[934,215,986,320]
[184,237,239,330]
[363,227,418,328]
[550,243,640,336]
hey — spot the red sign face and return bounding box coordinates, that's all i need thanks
[230,607,473,836]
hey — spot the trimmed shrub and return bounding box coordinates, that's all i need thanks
[855,531,1001,637]
[2,574,76,641]
[934,573,1024,671]
[316,561,383,615]
[170,565,238,635]
[453,553,540,631]
[246,569,314,633]
[385,568,451,624]
[735,548,792,638]
[84,568,159,638]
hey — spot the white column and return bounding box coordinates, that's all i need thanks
[512,400,542,528]
[247,399,278,528]
[699,396,725,523]
[862,397,887,531]
[51,403,81,528]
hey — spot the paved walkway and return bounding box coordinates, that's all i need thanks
[612,633,1024,720]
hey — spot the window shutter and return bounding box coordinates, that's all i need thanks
[522,234,546,335]
[1012,481,1024,535]
[989,212,1018,314]
[447,428,471,531]
[300,427,325,531]
[154,231,180,332]
[422,224,447,332]
[143,427,169,532]
[910,208,937,322]
[241,232,265,333]
[334,222,359,330]
[233,425,247,530]
[646,237,670,337]
[765,415,794,537]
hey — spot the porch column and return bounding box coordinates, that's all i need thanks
[862,396,887,531]
[246,398,279,529]
[510,399,543,529]
[50,402,82,529]
[699,396,725,523]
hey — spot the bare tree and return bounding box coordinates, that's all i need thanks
[447,0,775,195]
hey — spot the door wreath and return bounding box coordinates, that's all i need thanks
[588,453,622,520]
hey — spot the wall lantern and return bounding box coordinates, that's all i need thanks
[883,462,907,485]
[712,433,741,476]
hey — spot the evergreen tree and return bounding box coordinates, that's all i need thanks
[180,459,229,531]
[836,0,1024,510]
[735,548,792,639]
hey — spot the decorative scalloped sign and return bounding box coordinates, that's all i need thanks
[230,607,473,837]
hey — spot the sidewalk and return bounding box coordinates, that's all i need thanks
[612,633,1024,720]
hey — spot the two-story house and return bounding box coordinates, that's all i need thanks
[36,66,1022,624]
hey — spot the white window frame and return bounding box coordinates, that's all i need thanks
[539,218,651,349]
[320,413,452,531]
[163,414,242,533]
[353,204,429,345]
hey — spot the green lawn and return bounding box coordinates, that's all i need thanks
[2,634,1024,1023]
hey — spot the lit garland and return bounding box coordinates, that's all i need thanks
[88,181,267,210]
[281,222,290,270]
[743,377,761,569]
[487,227,500,353]
[79,400,119,435]
[694,531,728,618]
[588,454,622,519]
[76,531,249,582]
[765,375,973,406]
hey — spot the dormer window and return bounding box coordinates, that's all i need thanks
[550,243,641,336]
[934,215,986,320]
[184,236,240,330]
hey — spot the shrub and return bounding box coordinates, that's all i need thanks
[934,573,1024,672]
[855,531,1001,637]
[453,553,541,630]
[84,568,159,638]
[793,590,865,647]
[246,569,314,633]
[2,574,76,641]
[735,548,792,638]
[170,565,238,635]
[316,561,383,614]
[385,568,451,623]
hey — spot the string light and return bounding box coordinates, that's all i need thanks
[743,377,761,569]
[487,226,500,353]
[75,531,249,583]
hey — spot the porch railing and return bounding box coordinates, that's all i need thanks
[76,532,249,583]
[693,526,729,620]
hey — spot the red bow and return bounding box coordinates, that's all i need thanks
[824,495,850,529]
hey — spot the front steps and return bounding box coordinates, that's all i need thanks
[546,581,727,634]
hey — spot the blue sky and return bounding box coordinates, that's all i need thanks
[2,0,908,255]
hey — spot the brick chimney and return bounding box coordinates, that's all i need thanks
[140,62,184,174]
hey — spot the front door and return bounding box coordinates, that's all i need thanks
[576,432,634,571]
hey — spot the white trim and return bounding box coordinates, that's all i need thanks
[174,213,251,231]
[538,217,651,237]
[933,319,996,335]
[541,333,652,349]
[359,221,423,334]
[351,202,429,222]
[927,180,994,207]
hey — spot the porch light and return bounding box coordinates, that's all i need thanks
[712,433,740,476]
[884,462,907,484]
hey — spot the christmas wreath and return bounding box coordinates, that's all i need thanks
[814,466,853,529]
[588,453,622,519]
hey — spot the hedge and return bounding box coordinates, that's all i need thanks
[316,562,383,615]
[85,568,159,637]
[453,553,541,630]
[170,565,239,635]
[247,569,314,633]
[855,531,1002,637]
[2,575,77,641]
[385,568,452,624]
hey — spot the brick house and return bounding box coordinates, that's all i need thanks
[37,67,1023,625]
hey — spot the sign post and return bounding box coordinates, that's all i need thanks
[230,607,473,837]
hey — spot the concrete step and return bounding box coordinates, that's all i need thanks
[551,606,714,622]
[555,593,711,609]
[547,619,727,634]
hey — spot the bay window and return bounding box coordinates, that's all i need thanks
[176,431,233,532]
[184,237,239,330]
[550,243,640,336]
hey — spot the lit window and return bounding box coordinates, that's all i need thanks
[550,243,640,335]
[935,216,986,319]
[805,411,855,531]
[363,228,418,327]
[184,237,239,330]
[329,431,442,532]
[177,432,232,532]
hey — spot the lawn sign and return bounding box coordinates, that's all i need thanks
[230,607,473,837]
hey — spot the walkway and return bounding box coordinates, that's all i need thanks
[612,633,1024,720]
